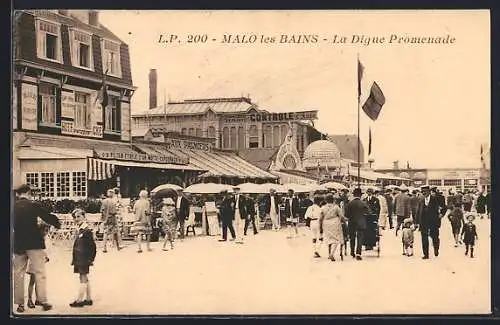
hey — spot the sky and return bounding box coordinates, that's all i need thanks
[99,10,490,169]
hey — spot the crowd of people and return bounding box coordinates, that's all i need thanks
[12,182,490,313]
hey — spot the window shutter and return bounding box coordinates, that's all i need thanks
[69,29,75,66]
[101,39,107,73]
[36,21,45,58]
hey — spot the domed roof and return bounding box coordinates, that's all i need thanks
[304,140,341,160]
[303,140,341,169]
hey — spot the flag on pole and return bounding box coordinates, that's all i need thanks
[362,81,385,121]
[358,59,364,98]
[96,68,109,108]
[368,127,372,156]
[480,144,484,163]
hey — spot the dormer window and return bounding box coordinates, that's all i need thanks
[70,29,94,70]
[36,19,62,63]
[101,39,121,77]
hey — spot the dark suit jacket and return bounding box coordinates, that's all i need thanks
[363,195,380,216]
[72,226,97,266]
[263,194,280,214]
[416,195,441,229]
[175,195,190,221]
[435,194,446,215]
[283,196,300,218]
[345,198,369,230]
[246,197,256,217]
[231,194,248,220]
[219,196,234,221]
[384,194,394,216]
[14,197,61,254]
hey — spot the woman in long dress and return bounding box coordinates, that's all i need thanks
[319,194,345,261]
[305,195,324,258]
[131,190,152,253]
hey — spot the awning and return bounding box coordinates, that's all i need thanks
[87,157,205,180]
[18,146,93,160]
[358,170,410,181]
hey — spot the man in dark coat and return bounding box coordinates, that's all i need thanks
[13,184,61,313]
[476,191,487,219]
[174,189,191,239]
[263,189,281,230]
[384,189,394,229]
[244,194,258,236]
[232,187,248,243]
[345,188,370,260]
[485,191,491,219]
[416,186,442,259]
[218,190,236,242]
[283,189,300,238]
[363,188,380,250]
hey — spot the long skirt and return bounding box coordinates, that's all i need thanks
[323,218,344,245]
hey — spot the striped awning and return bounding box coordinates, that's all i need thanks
[87,158,117,180]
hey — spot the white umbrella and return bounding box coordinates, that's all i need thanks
[184,183,233,194]
[322,182,348,190]
[385,185,399,190]
[150,183,183,194]
[236,182,262,194]
[260,183,285,193]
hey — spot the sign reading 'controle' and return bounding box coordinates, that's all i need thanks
[249,110,318,122]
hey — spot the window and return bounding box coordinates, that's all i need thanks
[57,172,71,197]
[26,173,39,189]
[40,172,55,198]
[443,179,461,186]
[70,30,93,69]
[195,128,202,137]
[72,172,87,197]
[207,126,216,138]
[264,125,272,148]
[222,127,229,148]
[273,125,280,147]
[428,179,442,186]
[280,124,288,143]
[102,40,121,77]
[39,83,57,125]
[238,126,245,149]
[188,128,194,136]
[249,125,258,148]
[36,20,61,62]
[74,92,91,129]
[105,96,120,132]
[181,128,187,135]
[230,127,237,148]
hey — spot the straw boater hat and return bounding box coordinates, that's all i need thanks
[403,217,413,226]
[466,214,475,222]
[400,184,409,192]
[163,197,175,206]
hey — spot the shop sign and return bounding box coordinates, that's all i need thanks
[21,83,38,131]
[164,137,212,152]
[61,90,75,119]
[249,110,318,122]
[62,121,103,138]
[95,150,189,165]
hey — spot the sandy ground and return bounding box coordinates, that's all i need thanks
[12,217,491,316]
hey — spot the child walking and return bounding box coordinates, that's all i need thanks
[462,214,479,258]
[401,218,415,257]
[26,221,50,309]
[70,208,97,308]
[160,198,176,251]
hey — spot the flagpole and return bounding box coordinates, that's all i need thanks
[357,53,361,188]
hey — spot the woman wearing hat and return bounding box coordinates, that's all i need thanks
[131,190,152,253]
[160,198,176,251]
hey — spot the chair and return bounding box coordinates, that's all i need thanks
[184,207,196,237]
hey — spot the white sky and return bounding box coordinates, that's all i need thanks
[99,10,490,169]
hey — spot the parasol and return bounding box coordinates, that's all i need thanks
[236,182,263,194]
[151,183,183,194]
[322,182,348,190]
[184,183,234,194]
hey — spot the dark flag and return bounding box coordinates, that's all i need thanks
[407,161,410,169]
[368,127,372,156]
[480,144,484,163]
[358,59,364,99]
[97,68,109,108]
[362,81,385,121]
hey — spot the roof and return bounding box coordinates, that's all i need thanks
[166,148,277,180]
[238,148,276,171]
[133,97,258,117]
[18,146,93,160]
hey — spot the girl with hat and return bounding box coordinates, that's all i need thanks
[461,214,478,258]
[160,197,176,251]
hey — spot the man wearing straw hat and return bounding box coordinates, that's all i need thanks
[415,185,442,259]
[393,185,411,237]
[264,188,280,231]
[232,186,248,244]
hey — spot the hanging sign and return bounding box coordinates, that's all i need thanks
[21,83,38,131]
[61,121,103,138]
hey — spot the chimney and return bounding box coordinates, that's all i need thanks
[149,69,158,109]
[393,160,399,170]
[88,10,99,27]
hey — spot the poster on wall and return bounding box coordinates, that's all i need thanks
[62,120,103,138]
[13,83,18,129]
[121,101,130,141]
[61,90,75,119]
[21,83,38,131]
